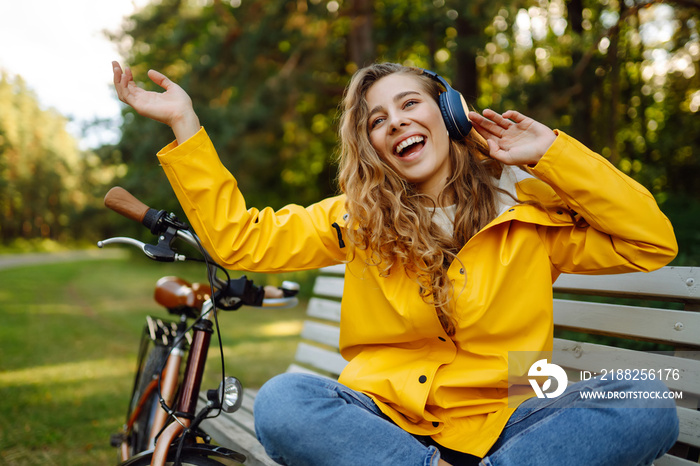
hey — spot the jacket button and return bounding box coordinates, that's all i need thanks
[508,208,515,212]
[343,213,349,220]
[459,268,465,275]
[438,337,446,342]
[433,422,440,427]
[419,375,427,384]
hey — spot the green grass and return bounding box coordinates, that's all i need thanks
[0,255,310,465]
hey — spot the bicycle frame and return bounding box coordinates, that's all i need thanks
[149,306,215,466]
[116,298,220,465]
[100,187,297,466]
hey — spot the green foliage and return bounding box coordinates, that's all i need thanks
[664,193,700,264]
[474,1,700,201]
[110,0,699,215]
[2,0,699,250]
[0,257,308,464]
[0,73,123,245]
[0,73,78,241]
[111,0,349,211]
[110,0,508,211]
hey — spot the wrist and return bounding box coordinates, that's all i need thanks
[528,130,557,167]
[171,110,201,145]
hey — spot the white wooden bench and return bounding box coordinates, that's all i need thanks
[199,265,700,466]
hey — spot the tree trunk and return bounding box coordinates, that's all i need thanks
[455,16,478,102]
[607,3,622,165]
[348,0,375,68]
[566,0,592,146]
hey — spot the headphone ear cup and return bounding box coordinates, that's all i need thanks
[438,93,460,140]
[421,68,473,139]
[440,90,472,140]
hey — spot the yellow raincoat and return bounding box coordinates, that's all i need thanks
[157,128,677,457]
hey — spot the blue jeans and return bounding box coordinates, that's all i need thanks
[254,373,679,466]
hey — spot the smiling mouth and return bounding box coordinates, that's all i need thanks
[395,136,426,157]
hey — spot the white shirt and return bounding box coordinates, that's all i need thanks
[431,165,535,235]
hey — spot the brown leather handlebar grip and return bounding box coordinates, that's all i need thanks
[104,186,150,223]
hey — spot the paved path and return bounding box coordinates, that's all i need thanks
[0,248,127,270]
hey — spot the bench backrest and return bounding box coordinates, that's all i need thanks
[289,265,700,464]
[552,267,700,464]
[287,264,346,377]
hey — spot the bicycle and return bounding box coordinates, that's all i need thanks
[98,186,299,466]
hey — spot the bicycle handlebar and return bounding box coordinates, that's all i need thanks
[104,186,150,224]
[99,186,299,309]
[105,186,182,235]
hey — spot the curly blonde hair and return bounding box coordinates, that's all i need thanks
[337,63,506,336]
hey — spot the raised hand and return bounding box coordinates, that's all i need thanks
[112,61,200,144]
[468,109,556,166]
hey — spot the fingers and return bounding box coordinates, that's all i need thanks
[112,61,135,104]
[112,61,128,93]
[470,109,526,127]
[469,110,508,138]
[501,110,526,123]
[148,69,173,91]
[112,61,123,86]
[263,285,284,299]
[486,138,501,158]
[483,109,516,129]
[112,61,128,103]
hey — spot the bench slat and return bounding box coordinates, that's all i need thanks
[294,342,348,376]
[312,276,344,299]
[676,405,700,448]
[320,264,346,275]
[315,268,700,303]
[236,390,259,434]
[306,297,342,323]
[553,299,700,347]
[301,321,341,349]
[552,339,700,395]
[197,391,276,466]
[655,452,700,466]
[553,267,700,303]
[286,363,334,378]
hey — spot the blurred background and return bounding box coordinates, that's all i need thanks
[1,0,699,260]
[1,0,699,463]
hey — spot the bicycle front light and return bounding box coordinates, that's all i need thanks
[219,377,244,414]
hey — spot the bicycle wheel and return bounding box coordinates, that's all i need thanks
[129,341,170,455]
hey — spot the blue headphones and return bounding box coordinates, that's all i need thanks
[420,69,473,140]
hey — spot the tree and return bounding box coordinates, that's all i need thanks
[474,0,700,200]
[111,0,700,208]
[0,72,123,244]
[0,73,78,242]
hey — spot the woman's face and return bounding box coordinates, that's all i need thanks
[365,73,451,199]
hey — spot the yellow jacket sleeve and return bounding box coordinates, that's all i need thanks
[528,131,678,274]
[156,128,347,272]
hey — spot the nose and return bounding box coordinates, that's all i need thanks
[389,114,409,134]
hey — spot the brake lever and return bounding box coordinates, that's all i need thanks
[97,236,187,262]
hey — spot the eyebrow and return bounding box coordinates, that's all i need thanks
[368,90,422,119]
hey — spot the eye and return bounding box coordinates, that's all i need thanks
[369,116,385,129]
[403,99,419,109]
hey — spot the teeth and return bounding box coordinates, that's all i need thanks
[395,136,425,155]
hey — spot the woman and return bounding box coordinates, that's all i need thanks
[113,61,679,466]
